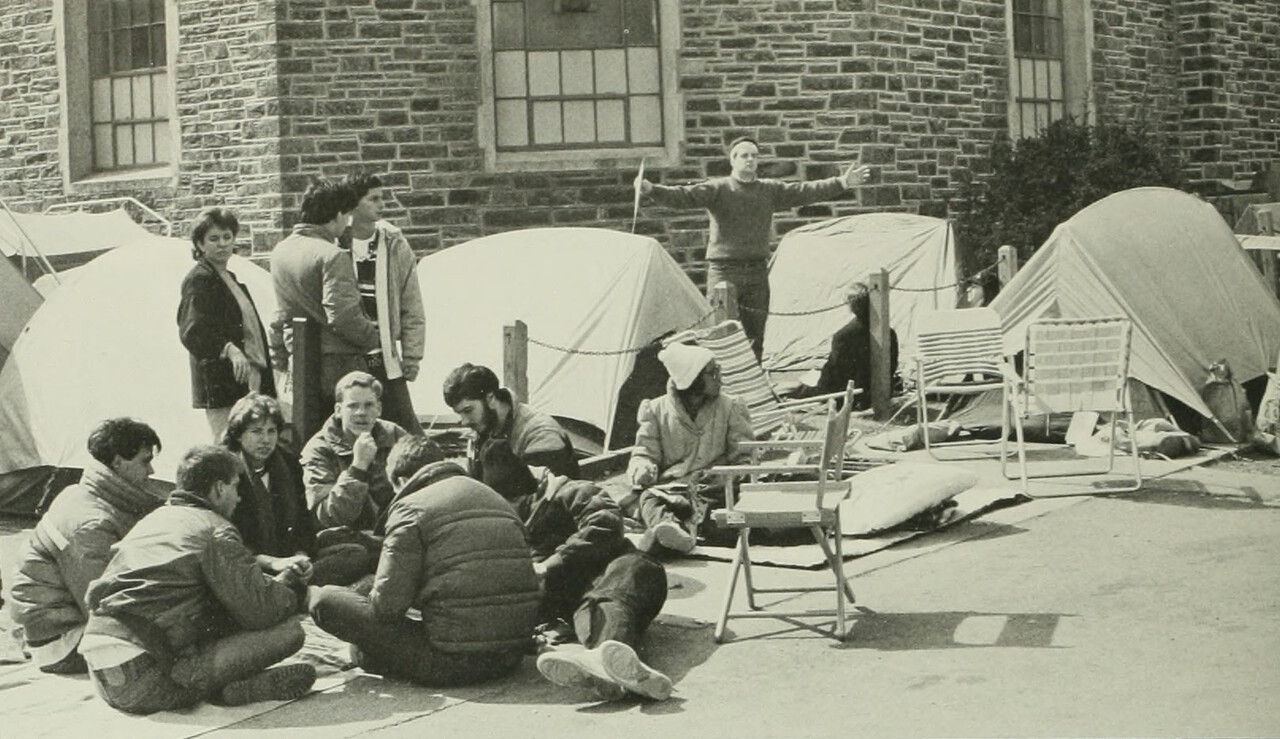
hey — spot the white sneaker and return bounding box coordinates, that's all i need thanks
[598,640,673,701]
[536,647,626,701]
[652,520,696,554]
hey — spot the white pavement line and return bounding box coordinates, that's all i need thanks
[952,615,1008,645]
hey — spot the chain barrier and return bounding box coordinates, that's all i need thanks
[525,304,719,357]
[739,259,1001,314]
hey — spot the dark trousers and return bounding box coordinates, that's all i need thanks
[541,551,668,649]
[707,260,770,361]
[320,354,423,435]
[309,586,522,686]
[89,617,305,715]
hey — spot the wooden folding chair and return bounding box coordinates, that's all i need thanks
[708,382,859,643]
[664,320,849,439]
[912,307,1009,459]
[1002,316,1142,496]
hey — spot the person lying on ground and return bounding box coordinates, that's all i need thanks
[81,445,314,715]
[443,362,580,479]
[628,343,753,556]
[223,393,372,586]
[478,442,672,701]
[300,371,409,564]
[308,436,541,686]
[11,418,164,675]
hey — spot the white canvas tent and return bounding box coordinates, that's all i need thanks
[406,228,712,447]
[0,257,42,368]
[1234,202,1280,235]
[762,213,958,374]
[0,207,156,269]
[0,237,277,484]
[990,187,1280,421]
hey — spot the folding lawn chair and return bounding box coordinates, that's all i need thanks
[707,382,859,643]
[664,320,853,440]
[912,307,1010,459]
[1002,316,1142,496]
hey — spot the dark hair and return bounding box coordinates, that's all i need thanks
[175,445,242,497]
[87,417,161,467]
[345,173,384,202]
[846,281,871,321]
[479,440,538,501]
[726,136,759,157]
[675,372,708,402]
[223,393,285,451]
[190,207,240,260]
[386,436,447,483]
[442,363,502,408]
[335,370,383,402]
[299,179,359,225]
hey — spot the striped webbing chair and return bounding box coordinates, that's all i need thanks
[912,307,1009,459]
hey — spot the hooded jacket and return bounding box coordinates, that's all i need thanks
[300,415,408,530]
[11,461,166,644]
[370,461,540,653]
[631,381,753,481]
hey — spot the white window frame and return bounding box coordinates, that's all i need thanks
[1006,0,1093,140]
[476,0,684,173]
[55,0,180,191]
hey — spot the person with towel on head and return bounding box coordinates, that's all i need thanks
[627,343,752,555]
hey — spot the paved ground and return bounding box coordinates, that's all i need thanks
[205,463,1280,739]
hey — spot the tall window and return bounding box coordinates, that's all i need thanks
[479,0,682,170]
[1006,0,1091,140]
[86,0,170,171]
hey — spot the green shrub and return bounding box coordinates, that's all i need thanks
[953,118,1187,287]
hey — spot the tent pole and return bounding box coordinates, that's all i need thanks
[0,199,61,284]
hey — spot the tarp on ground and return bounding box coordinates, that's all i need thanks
[0,236,277,485]
[0,207,154,262]
[762,213,958,376]
[406,228,713,448]
[990,187,1280,421]
[1234,202,1280,235]
[0,257,41,368]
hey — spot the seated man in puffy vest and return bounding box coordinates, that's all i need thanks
[11,418,165,674]
[308,436,541,686]
[300,370,410,557]
[478,442,672,701]
[82,445,314,714]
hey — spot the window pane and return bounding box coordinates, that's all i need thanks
[1013,13,1031,54]
[528,51,560,97]
[623,0,658,46]
[152,0,163,20]
[132,75,152,117]
[596,99,625,141]
[93,123,114,169]
[115,124,135,166]
[151,71,169,115]
[627,47,659,94]
[494,51,527,97]
[495,99,529,147]
[595,49,626,93]
[92,77,113,122]
[563,100,595,142]
[153,121,170,163]
[1049,101,1063,123]
[112,29,131,71]
[131,0,150,25]
[111,0,132,28]
[151,24,166,68]
[532,100,562,144]
[629,95,661,143]
[112,76,132,119]
[1033,59,1049,99]
[561,50,593,95]
[133,122,154,164]
[1048,59,1062,99]
[492,2,524,50]
[1018,58,1036,97]
[131,27,150,71]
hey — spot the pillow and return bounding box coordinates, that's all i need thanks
[839,462,978,536]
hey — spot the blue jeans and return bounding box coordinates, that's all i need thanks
[89,617,305,715]
[309,586,523,686]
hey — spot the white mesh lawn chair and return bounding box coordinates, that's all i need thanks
[912,307,1009,459]
[1001,316,1142,496]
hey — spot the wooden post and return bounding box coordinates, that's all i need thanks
[868,269,892,420]
[503,320,529,404]
[1257,212,1278,297]
[997,244,1019,288]
[290,317,323,448]
[1259,210,1274,236]
[709,280,738,323]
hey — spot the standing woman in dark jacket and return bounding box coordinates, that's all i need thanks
[178,208,275,440]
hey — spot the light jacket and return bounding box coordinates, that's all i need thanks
[11,461,166,644]
[361,220,425,379]
[370,461,540,653]
[631,382,753,481]
[300,415,408,530]
[84,490,301,657]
